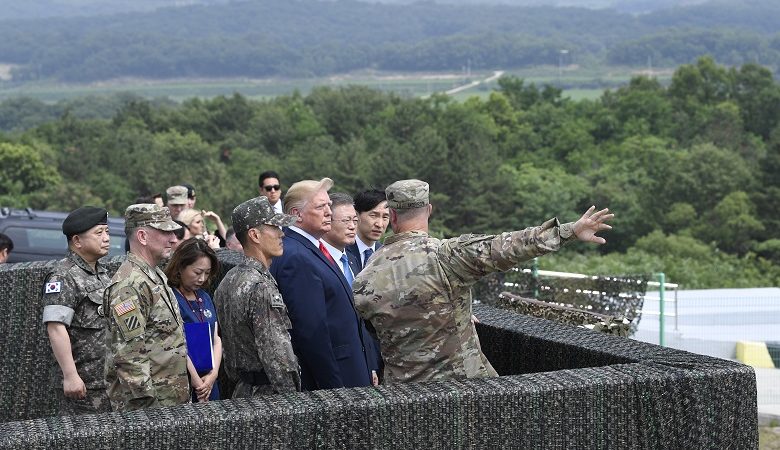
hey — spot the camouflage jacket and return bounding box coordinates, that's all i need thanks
[103,252,189,410]
[353,217,575,384]
[214,255,301,394]
[42,251,111,389]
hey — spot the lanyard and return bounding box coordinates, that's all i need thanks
[185,294,206,323]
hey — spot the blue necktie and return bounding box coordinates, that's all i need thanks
[340,254,354,287]
[363,248,374,267]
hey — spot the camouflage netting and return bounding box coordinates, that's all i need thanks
[474,268,649,335]
[0,254,757,448]
[497,292,632,337]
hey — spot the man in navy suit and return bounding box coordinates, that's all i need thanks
[345,189,390,274]
[270,178,374,390]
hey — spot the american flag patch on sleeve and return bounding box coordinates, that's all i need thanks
[114,301,136,316]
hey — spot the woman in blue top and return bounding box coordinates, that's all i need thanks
[165,238,222,402]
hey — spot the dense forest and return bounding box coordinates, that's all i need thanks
[0,0,777,82]
[1,57,778,288]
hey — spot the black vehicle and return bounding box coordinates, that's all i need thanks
[0,207,126,263]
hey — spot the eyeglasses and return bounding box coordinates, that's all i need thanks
[263,184,281,192]
[335,217,359,226]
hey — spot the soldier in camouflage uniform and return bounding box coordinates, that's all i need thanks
[353,179,614,384]
[214,196,301,397]
[104,204,189,410]
[42,206,113,415]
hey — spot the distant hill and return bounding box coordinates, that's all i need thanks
[0,0,228,20]
[352,0,712,14]
[0,0,776,83]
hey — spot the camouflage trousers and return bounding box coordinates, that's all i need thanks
[58,388,112,415]
[231,379,278,398]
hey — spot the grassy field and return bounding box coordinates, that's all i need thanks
[0,65,672,103]
[762,425,780,449]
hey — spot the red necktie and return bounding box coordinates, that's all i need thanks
[319,241,336,265]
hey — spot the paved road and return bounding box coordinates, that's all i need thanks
[444,70,504,95]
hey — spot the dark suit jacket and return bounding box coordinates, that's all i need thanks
[345,241,383,275]
[345,240,384,378]
[270,228,373,390]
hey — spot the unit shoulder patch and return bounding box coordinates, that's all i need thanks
[111,286,146,341]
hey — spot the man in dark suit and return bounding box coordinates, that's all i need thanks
[270,178,374,390]
[346,189,390,274]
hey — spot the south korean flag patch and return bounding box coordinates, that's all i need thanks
[45,281,62,294]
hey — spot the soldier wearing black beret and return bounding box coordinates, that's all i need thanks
[42,206,113,415]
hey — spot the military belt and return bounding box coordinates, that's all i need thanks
[238,370,270,386]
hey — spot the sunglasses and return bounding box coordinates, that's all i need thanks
[263,184,281,192]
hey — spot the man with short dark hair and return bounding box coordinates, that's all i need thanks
[258,170,283,214]
[0,232,12,263]
[104,204,189,411]
[354,179,614,384]
[181,183,197,209]
[322,192,380,386]
[215,196,301,396]
[346,189,389,274]
[42,207,112,414]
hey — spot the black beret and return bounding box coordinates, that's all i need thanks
[62,206,108,237]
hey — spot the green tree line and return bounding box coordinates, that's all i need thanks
[1,57,779,287]
[0,0,778,81]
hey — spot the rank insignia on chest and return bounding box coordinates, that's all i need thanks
[204,309,213,318]
[45,282,61,294]
[114,300,136,316]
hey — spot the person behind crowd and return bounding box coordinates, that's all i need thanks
[258,170,284,214]
[42,207,112,414]
[270,178,374,390]
[225,227,244,253]
[135,193,164,208]
[166,185,189,220]
[171,220,191,253]
[354,179,614,384]
[181,183,197,209]
[0,232,13,263]
[346,188,389,274]
[177,208,226,249]
[104,204,189,410]
[214,196,301,396]
[321,192,379,386]
[165,238,223,402]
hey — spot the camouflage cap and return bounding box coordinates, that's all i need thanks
[386,179,430,209]
[232,196,298,234]
[166,185,188,206]
[124,203,182,233]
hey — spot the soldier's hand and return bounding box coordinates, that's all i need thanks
[573,206,614,245]
[371,370,379,386]
[63,373,86,399]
